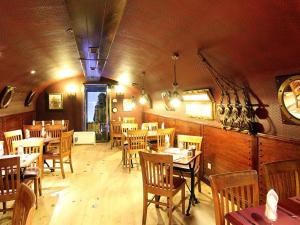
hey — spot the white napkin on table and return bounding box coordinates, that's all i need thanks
[265,189,278,221]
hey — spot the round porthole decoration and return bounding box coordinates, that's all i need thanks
[25,91,36,107]
[0,86,16,109]
[112,107,118,113]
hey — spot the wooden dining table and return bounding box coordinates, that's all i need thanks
[0,153,40,168]
[157,148,202,216]
[225,196,300,225]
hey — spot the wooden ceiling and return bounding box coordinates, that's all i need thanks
[0,0,82,93]
[65,0,126,81]
[2,0,300,99]
[102,0,300,94]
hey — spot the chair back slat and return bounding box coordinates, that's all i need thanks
[123,117,135,123]
[4,130,23,155]
[23,125,42,138]
[12,139,43,175]
[264,159,300,200]
[45,124,63,138]
[141,122,158,131]
[139,152,173,195]
[12,183,36,225]
[177,135,203,172]
[0,156,21,203]
[210,170,259,225]
[60,130,74,155]
[156,128,175,151]
[127,130,148,151]
[121,123,138,135]
[111,121,122,135]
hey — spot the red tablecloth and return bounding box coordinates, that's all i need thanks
[225,196,300,225]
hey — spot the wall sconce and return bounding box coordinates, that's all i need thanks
[114,84,125,97]
[66,84,77,96]
[183,89,215,119]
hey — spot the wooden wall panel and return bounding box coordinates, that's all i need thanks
[143,112,300,200]
[258,135,300,200]
[203,126,254,179]
[175,120,202,136]
[0,111,35,140]
[143,112,254,181]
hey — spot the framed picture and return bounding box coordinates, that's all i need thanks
[48,93,63,110]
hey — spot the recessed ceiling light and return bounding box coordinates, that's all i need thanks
[30,70,36,74]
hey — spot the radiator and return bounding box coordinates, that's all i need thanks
[73,131,96,145]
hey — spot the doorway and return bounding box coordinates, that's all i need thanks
[84,84,110,142]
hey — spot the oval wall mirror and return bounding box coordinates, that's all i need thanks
[278,75,300,125]
[0,86,15,109]
[25,91,36,107]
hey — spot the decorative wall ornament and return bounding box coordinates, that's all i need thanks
[25,91,36,107]
[0,86,16,109]
[197,49,256,134]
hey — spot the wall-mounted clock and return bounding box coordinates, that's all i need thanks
[112,107,118,113]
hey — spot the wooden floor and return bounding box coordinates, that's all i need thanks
[1,143,215,225]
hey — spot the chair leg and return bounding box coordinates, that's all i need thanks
[34,178,38,209]
[111,138,114,149]
[69,155,74,173]
[60,159,65,179]
[181,186,185,214]
[168,197,173,225]
[128,154,131,172]
[142,193,148,225]
[2,202,6,214]
[53,160,56,171]
[38,177,42,196]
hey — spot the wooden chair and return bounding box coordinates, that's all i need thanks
[44,130,74,179]
[123,117,135,123]
[210,170,259,225]
[264,159,300,200]
[174,135,203,192]
[139,151,186,225]
[4,130,23,155]
[141,122,159,131]
[12,139,43,208]
[23,125,42,138]
[110,121,122,149]
[121,123,138,134]
[12,183,36,225]
[45,124,63,138]
[0,156,20,213]
[156,128,175,152]
[55,120,69,131]
[126,130,148,172]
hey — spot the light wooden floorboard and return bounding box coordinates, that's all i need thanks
[1,143,215,225]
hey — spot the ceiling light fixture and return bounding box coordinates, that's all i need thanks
[30,70,36,75]
[169,53,183,108]
[139,71,150,105]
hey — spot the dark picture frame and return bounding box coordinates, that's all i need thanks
[48,93,63,110]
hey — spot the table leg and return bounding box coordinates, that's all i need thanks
[186,167,199,216]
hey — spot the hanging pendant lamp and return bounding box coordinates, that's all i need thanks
[169,53,183,108]
[139,72,150,105]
